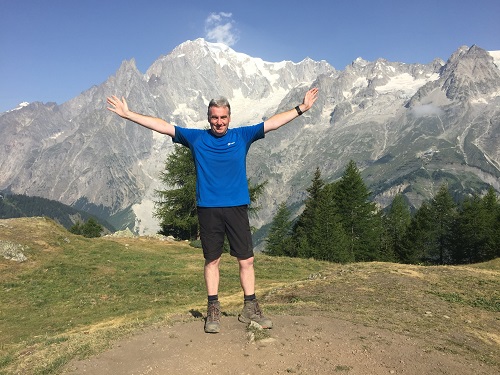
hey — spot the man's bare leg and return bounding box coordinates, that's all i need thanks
[238,256,255,295]
[204,257,221,296]
[204,257,221,333]
[237,256,273,328]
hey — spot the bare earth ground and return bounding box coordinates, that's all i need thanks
[63,310,497,375]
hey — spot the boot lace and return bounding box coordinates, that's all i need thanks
[207,302,220,322]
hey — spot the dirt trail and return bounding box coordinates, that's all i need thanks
[63,312,497,375]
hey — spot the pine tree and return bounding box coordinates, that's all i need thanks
[429,184,457,264]
[291,167,325,258]
[155,145,198,240]
[453,196,486,263]
[248,179,267,218]
[454,187,500,263]
[69,218,103,238]
[383,194,411,262]
[401,185,457,264]
[310,183,351,263]
[480,186,500,260]
[265,202,293,256]
[81,218,103,238]
[400,201,434,264]
[333,160,381,261]
[69,222,83,236]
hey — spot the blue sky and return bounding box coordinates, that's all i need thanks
[1,0,499,113]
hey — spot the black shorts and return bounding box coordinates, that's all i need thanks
[197,205,254,261]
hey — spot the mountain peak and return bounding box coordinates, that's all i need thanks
[117,58,138,73]
[172,38,238,58]
[5,102,30,113]
[441,45,500,100]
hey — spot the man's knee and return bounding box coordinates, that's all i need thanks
[205,257,221,268]
[238,256,254,269]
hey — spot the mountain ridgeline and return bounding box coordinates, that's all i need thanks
[0,192,115,232]
[0,40,499,235]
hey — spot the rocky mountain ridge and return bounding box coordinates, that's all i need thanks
[1,40,499,236]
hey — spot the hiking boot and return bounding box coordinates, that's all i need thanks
[204,301,221,333]
[238,299,273,328]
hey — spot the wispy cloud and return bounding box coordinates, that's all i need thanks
[204,12,239,46]
[411,104,444,118]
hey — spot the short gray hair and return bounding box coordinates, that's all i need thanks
[207,97,231,116]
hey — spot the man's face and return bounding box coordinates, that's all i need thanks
[208,106,230,136]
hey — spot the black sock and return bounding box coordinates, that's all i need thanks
[244,294,256,301]
[208,295,218,303]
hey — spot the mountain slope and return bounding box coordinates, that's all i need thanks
[1,40,499,235]
[0,192,115,231]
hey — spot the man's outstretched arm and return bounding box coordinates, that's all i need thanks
[263,88,319,134]
[106,95,176,137]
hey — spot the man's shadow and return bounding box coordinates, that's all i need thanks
[189,309,203,319]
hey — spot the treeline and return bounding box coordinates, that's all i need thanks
[140,145,500,264]
[0,192,114,233]
[265,161,500,265]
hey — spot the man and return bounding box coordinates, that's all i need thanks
[106,87,319,333]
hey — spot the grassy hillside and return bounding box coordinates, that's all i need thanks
[0,217,498,374]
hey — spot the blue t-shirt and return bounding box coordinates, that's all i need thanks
[173,123,265,207]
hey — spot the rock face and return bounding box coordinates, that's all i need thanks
[1,40,499,237]
[0,240,28,262]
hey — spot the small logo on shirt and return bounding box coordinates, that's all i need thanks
[227,142,236,146]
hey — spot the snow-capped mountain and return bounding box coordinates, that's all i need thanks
[1,39,499,238]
